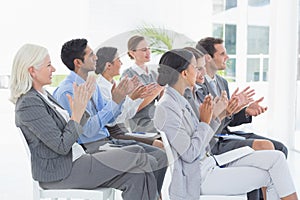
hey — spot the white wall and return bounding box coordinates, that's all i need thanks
[268,0,298,148]
[87,0,212,51]
[1,0,212,75]
[0,0,88,75]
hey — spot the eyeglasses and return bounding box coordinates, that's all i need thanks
[133,47,151,52]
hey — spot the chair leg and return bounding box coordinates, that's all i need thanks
[107,189,115,200]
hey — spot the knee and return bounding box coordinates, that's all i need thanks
[281,146,288,158]
[123,144,145,154]
[252,140,275,150]
[272,150,286,163]
[157,150,168,167]
[274,142,288,158]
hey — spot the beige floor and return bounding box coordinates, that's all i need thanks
[1,89,299,200]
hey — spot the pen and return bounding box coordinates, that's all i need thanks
[132,132,146,135]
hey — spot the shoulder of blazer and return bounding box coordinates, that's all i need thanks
[216,74,227,84]
[122,67,136,77]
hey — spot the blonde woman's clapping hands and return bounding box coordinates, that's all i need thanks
[68,74,96,123]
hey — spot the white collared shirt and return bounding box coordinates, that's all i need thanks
[96,74,143,125]
[132,64,149,76]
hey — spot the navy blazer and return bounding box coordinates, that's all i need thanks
[202,74,252,134]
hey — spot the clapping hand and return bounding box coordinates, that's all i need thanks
[245,97,267,116]
[226,96,240,116]
[145,82,164,96]
[111,76,132,104]
[213,90,228,120]
[68,74,96,123]
[129,84,149,100]
[127,75,141,95]
[231,86,255,113]
[199,94,213,124]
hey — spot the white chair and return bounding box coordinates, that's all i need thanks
[159,131,247,200]
[17,127,115,200]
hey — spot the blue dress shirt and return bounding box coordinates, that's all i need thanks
[53,71,123,144]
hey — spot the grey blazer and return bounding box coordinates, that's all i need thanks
[154,86,218,200]
[15,88,88,182]
[121,67,158,132]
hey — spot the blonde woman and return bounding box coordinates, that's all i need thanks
[10,43,159,200]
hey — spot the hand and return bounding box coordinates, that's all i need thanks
[145,82,164,97]
[111,76,131,104]
[213,90,228,120]
[68,75,96,123]
[199,94,213,124]
[226,96,240,116]
[127,75,141,95]
[245,97,267,116]
[129,84,149,100]
[231,86,255,112]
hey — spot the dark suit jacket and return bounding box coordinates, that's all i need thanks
[201,74,252,134]
[15,88,88,182]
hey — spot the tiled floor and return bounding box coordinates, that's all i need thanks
[1,89,299,200]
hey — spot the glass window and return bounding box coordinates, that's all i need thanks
[213,23,236,82]
[263,58,268,81]
[225,24,236,54]
[247,58,260,82]
[226,58,236,82]
[226,0,237,10]
[213,0,224,14]
[213,24,223,38]
[217,58,236,82]
[246,58,268,82]
[248,0,270,7]
[247,25,269,55]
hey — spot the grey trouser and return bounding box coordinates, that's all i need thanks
[40,144,160,200]
[83,138,168,194]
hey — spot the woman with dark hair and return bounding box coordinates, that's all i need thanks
[95,46,164,148]
[153,48,298,200]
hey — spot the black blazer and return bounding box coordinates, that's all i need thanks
[202,74,252,134]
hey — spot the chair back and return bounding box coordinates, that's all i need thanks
[159,131,175,172]
[17,127,41,200]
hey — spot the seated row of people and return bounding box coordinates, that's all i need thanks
[9,35,297,200]
[10,39,167,200]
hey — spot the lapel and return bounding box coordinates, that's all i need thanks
[184,87,200,119]
[34,90,67,128]
[215,74,226,92]
[194,83,207,103]
[46,91,66,110]
[166,87,197,133]
[204,76,218,98]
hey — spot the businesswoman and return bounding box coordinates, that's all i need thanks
[153,48,298,200]
[121,35,164,133]
[9,43,159,200]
